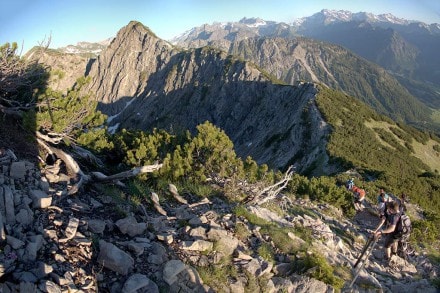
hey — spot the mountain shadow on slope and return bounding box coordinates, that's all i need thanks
[172,16,440,133]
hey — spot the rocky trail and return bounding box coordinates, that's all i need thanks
[0,150,438,292]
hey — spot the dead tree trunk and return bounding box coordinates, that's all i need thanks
[37,136,162,195]
[247,166,295,206]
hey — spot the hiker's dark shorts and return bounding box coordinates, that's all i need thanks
[354,198,364,204]
[384,233,400,248]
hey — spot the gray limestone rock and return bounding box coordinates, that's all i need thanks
[116,216,146,237]
[179,240,213,252]
[29,189,52,209]
[59,217,79,242]
[163,260,186,285]
[88,219,106,234]
[97,240,134,275]
[15,208,33,226]
[0,210,5,242]
[6,235,25,250]
[38,280,62,293]
[122,273,158,293]
[3,186,15,225]
[9,161,26,180]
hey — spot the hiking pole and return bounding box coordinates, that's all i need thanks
[348,237,378,290]
[354,236,373,268]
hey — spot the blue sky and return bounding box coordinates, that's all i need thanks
[1,0,439,55]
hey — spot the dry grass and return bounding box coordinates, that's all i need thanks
[412,139,440,172]
[364,120,403,150]
[364,119,440,172]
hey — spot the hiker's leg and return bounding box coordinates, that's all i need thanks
[391,241,398,255]
[354,202,360,211]
[385,247,391,259]
[384,235,396,259]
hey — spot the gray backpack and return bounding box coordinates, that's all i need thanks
[396,213,411,236]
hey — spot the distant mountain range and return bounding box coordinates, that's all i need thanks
[56,38,113,56]
[47,10,440,129]
[32,10,440,173]
[171,10,440,122]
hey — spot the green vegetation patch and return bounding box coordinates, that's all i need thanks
[316,86,440,248]
[292,250,345,289]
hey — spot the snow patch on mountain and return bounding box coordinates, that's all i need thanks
[291,9,432,27]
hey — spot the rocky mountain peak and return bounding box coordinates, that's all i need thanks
[82,20,177,111]
[56,38,114,56]
[239,17,267,27]
[78,20,335,173]
[300,9,414,26]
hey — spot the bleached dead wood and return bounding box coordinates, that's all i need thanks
[91,163,163,183]
[247,165,295,206]
[37,137,89,195]
[71,144,104,168]
[168,183,188,204]
[151,192,167,216]
[37,136,162,195]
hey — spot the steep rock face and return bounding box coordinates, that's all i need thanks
[172,18,295,51]
[83,21,179,114]
[296,21,421,77]
[228,37,429,124]
[172,15,439,128]
[25,48,89,93]
[82,21,331,173]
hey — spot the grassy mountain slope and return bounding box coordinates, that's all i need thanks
[228,37,433,127]
[317,86,440,214]
[173,17,440,134]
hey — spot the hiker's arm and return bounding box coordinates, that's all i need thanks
[380,224,396,235]
[372,218,386,238]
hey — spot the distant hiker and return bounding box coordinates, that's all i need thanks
[352,185,366,211]
[372,201,403,261]
[377,189,391,214]
[346,178,355,190]
[397,193,408,212]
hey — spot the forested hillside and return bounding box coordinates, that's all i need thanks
[317,87,440,249]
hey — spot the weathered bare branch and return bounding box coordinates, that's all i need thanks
[38,133,163,195]
[168,183,188,204]
[90,163,163,183]
[151,192,168,216]
[1,39,50,116]
[70,144,104,168]
[36,131,64,145]
[247,165,295,206]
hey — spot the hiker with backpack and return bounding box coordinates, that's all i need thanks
[372,201,411,261]
[352,185,366,212]
[397,192,408,212]
[346,178,355,190]
[377,188,391,215]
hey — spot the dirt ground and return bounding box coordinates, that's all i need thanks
[0,115,39,162]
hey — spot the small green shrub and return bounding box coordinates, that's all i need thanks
[181,180,218,198]
[198,262,237,291]
[126,179,151,206]
[234,222,251,241]
[258,243,275,263]
[292,251,344,289]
